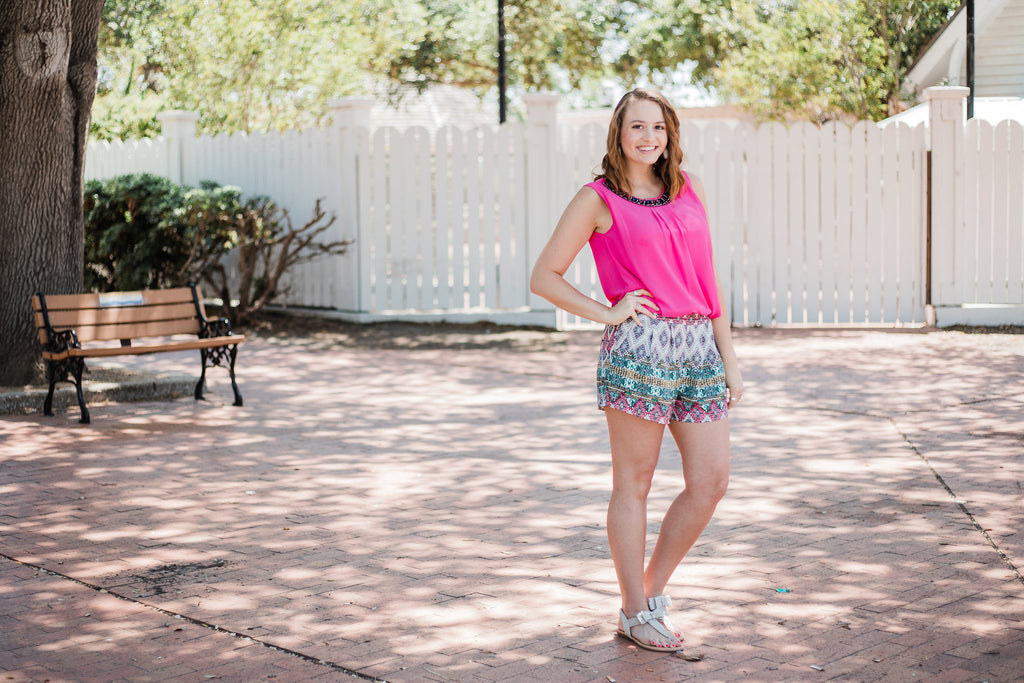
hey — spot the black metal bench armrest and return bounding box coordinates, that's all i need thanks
[188,283,238,339]
[199,317,235,339]
[43,328,80,355]
[37,292,81,355]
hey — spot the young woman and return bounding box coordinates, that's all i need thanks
[530,88,742,652]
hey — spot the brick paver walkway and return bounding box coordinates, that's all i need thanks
[1,325,1022,682]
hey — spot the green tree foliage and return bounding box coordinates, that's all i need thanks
[91,0,168,140]
[713,0,890,122]
[609,0,742,91]
[92,0,959,136]
[160,1,368,133]
[871,0,961,113]
[374,0,617,96]
[374,0,959,120]
[695,0,959,122]
[94,0,370,137]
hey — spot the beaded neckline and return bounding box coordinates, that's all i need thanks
[608,185,671,207]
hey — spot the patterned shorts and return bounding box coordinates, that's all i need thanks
[597,314,728,424]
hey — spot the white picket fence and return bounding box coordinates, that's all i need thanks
[927,88,1024,326]
[359,123,531,314]
[957,119,1024,305]
[84,87,1024,328]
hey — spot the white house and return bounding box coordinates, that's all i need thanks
[905,0,1024,99]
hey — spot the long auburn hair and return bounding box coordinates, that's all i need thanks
[596,88,686,200]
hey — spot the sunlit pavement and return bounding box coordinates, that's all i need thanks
[1,325,1022,682]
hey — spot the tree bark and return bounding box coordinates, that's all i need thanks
[0,0,103,385]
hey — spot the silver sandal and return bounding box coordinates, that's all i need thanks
[617,608,684,652]
[648,595,683,639]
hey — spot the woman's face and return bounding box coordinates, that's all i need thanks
[619,98,667,170]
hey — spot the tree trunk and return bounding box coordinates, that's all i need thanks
[0,0,103,386]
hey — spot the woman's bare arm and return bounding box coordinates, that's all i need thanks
[530,186,657,325]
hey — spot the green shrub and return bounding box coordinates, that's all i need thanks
[84,174,348,325]
[84,173,191,292]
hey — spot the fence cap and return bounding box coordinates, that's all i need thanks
[522,92,561,105]
[328,97,376,110]
[156,110,201,122]
[924,86,970,101]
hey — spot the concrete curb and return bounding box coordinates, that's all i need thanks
[0,370,194,416]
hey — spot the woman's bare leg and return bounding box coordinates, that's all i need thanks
[605,408,679,647]
[644,418,730,599]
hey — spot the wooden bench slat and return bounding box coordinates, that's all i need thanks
[35,302,199,330]
[32,287,198,311]
[42,335,245,361]
[69,318,203,343]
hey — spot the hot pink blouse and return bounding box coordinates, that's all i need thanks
[586,176,721,319]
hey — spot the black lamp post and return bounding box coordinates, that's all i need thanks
[966,0,975,119]
[498,0,508,124]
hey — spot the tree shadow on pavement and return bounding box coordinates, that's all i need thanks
[2,325,1023,681]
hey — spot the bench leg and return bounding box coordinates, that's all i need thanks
[197,345,242,406]
[195,361,207,401]
[71,359,90,424]
[228,345,242,407]
[42,358,89,423]
[43,363,57,417]
[75,388,91,424]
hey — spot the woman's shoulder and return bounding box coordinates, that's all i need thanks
[579,181,606,201]
[580,180,614,208]
[681,170,702,193]
[680,171,708,206]
[565,182,611,216]
[572,182,613,233]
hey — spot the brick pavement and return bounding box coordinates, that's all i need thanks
[1,324,1022,682]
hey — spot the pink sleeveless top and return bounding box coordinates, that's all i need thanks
[586,176,721,319]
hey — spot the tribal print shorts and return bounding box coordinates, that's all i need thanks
[597,314,728,424]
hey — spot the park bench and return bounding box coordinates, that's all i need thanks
[31,284,244,424]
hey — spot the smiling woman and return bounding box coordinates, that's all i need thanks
[529,88,743,653]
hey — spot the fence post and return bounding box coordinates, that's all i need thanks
[524,93,561,318]
[328,97,374,312]
[329,97,374,130]
[925,86,968,320]
[156,110,199,185]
